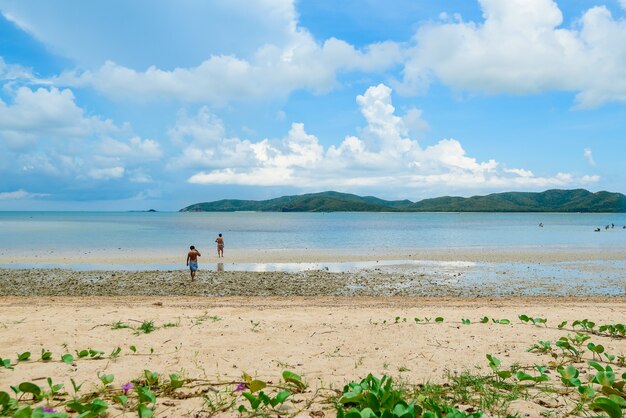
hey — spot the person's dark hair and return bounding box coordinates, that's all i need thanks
[190,245,195,249]
[218,233,222,237]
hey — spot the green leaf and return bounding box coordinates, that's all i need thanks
[112,395,128,405]
[0,391,9,407]
[588,361,604,372]
[13,406,33,418]
[249,379,266,393]
[270,390,291,407]
[138,387,157,405]
[169,374,184,389]
[18,382,41,397]
[590,397,623,418]
[138,403,153,418]
[497,371,512,380]
[499,319,511,325]
[609,395,626,408]
[129,345,137,353]
[359,408,377,418]
[17,352,31,362]
[67,400,87,414]
[1,358,10,368]
[242,392,262,410]
[435,317,444,323]
[516,371,534,381]
[76,350,89,358]
[486,354,501,369]
[61,354,74,364]
[558,321,567,329]
[40,349,52,361]
[88,349,104,359]
[98,373,114,385]
[578,384,595,399]
[143,370,159,386]
[595,371,616,387]
[588,343,605,354]
[282,370,306,392]
[70,378,83,393]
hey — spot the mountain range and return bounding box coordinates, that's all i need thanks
[179,189,626,213]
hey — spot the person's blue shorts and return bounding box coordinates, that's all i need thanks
[189,261,198,271]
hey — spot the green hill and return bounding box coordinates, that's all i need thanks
[179,189,626,213]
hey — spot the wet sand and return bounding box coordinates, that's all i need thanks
[2,246,626,265]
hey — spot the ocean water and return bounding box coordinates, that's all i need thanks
[1,211,625,253]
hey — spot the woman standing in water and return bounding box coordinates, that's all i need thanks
[215,233,224,258]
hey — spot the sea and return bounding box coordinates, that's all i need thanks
[1,211,625,256]
[1,212,625,294]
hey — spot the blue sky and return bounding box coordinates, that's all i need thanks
[1,0,626,210]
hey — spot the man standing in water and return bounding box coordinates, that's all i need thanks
[215,233,224,258]
[186,245,201,280]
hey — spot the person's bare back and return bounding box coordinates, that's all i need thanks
[187,249,200,262]
[186,245,201,280]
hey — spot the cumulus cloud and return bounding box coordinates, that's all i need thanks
[57,35,402,103]
[0,86,115,149]
[398,0,626,108]
[0,85,162,183]
[0,189,48,200]
[183,84,594,190]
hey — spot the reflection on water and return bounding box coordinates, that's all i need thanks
[0,259,474,272]
[2,211,625,253]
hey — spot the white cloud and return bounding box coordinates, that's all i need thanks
[398,0,626,108]
[584,148,596,166]
[98,136,163,161]
[184,84,594,190]
[87,166,124,180]
[621,0,626,11]
[0,85,162,183]
[0,189,48,200]
[0,57,37,82]
[58,36,402,103]
[0,86,115,149]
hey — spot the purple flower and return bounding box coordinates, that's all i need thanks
[121,382,134,394]
[42,407,56,413]
[234,382,246,392]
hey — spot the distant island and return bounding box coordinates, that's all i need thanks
[179,189,626,213]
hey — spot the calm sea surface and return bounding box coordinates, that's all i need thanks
[1,211,625,252]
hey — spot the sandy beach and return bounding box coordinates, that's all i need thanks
[1,296,625,417]
[1,246,625,416]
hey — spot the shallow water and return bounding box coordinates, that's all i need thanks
[1,211,625,253]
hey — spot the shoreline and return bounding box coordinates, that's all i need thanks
[2,261,625,297]
[2,247,625,298]
[2,246,626,265]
